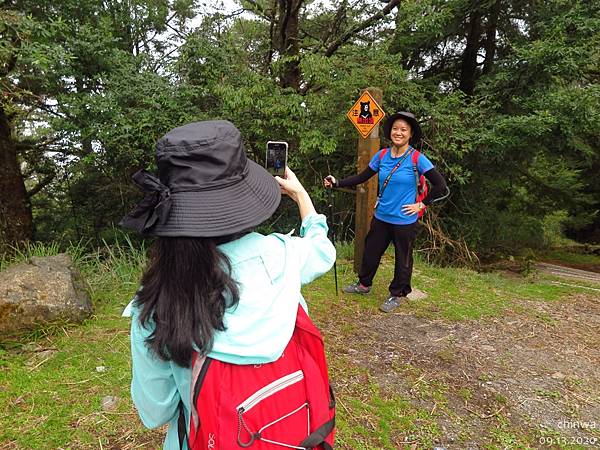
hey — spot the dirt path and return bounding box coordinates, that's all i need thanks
[536,262,600,283]
[325,292,600,449]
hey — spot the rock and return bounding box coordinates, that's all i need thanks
[551,371,565,380]
[0,254,92,336]
[407,289,428,300]
[96,366,107,373]
[101,396,119,411]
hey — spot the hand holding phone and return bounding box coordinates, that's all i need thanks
[265,141,288,176]
[274,167,316,218]
[274,166,306,198]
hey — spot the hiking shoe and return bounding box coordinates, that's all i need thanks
[379,296,404,313]
[343,281,371,294]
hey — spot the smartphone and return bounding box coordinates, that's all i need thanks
[265,141,288,176]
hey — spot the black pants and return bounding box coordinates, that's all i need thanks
[358,217,418,297]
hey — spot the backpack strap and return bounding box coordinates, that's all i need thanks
[299,416,336,449]
[178,401,187,450]
[411,150,421,201]
[411,149,420,166]
[294,305,336,448]
[375,148,388,198]
[411,149,421,176]
[191,356,212,427]
[178,354,211,450]
[378,147,388,161]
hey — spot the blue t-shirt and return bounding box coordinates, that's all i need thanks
[369,147,434,225]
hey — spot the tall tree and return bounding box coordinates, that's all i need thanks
[0,0,197,248]
[0,10,63,252]
[241,0,400,90]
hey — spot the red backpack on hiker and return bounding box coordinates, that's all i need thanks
[179,305,336,450]
[378,147,429,218]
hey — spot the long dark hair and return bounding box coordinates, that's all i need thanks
[136,236,240,368]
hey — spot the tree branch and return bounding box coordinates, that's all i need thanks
[151,41,189,72]
[26,171,57,199]
[263,0,278,74]
[36,102,71,120]
[165,20,192,41]
[319,0,347,48]
[143,11,178,47]
[323,0,400,57]
[299,27,322,42]
[15,136,62,154]
[241,0,271,20]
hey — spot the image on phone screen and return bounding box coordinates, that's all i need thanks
[265,141,288,176]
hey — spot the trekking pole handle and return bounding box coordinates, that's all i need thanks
[324,175,337,189]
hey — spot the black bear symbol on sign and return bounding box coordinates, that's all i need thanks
[359,102,372,118]
[358,101,374,124]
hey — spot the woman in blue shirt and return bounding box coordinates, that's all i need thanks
[324,112,447,313]
[120,120,335,449]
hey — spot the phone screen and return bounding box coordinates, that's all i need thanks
[265,141,288,176]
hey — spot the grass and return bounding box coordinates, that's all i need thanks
[538,247,600,268]
[1,240,599,449]
[0,241,64,271]
[0,238,152,449]
[327,245,578,322]
[334,382,442,449]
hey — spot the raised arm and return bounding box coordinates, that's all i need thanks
[323,166,377,189]
[276,167,335,284]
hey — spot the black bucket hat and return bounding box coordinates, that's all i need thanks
[383,111,422,146]
[120,120,281,237]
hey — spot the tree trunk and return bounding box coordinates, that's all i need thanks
[482,0,501,75]
[459,9,482,95]
[0,108,33,254]
[277,0,303,90]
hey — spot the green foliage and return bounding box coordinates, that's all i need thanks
[2,0,599,255]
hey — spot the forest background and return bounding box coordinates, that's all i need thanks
[1,0,599,261]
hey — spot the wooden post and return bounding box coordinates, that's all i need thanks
[354,87,382,273]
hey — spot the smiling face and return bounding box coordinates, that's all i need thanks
[390,118,412,148]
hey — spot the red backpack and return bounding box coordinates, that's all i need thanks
[378,147,429,218]
[179,305,336,450]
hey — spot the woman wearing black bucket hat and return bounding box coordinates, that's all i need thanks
[324,111,447,313]
[121,120,335,449]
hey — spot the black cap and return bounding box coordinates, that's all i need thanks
[120,120,281,237]
[383,111,422,146]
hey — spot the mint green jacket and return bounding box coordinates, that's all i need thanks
[124,213,335,449]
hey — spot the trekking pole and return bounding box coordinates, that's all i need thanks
[327,186,339,296]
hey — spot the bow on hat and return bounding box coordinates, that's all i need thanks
[119,170,172,234]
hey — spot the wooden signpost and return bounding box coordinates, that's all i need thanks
[346,88,385,272]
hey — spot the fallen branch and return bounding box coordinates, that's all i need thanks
[418,210,479,268]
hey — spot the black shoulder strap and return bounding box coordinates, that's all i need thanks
[412,150,421,201]
[377,148,414,204]
[178,401,187,450]
[298,417,336,449]
[193,357,213,407]
[178,356,213,450]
